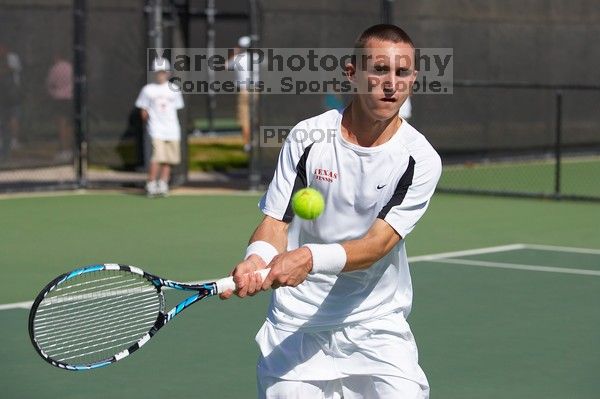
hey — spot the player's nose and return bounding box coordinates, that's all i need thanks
[382,75,397,95]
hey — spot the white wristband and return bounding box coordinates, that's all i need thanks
[304,243,347,275]
[245,241,278,265]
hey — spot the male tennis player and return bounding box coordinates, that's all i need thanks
[221,24,441,399]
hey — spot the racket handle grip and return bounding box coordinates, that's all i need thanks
[215,268,271,294]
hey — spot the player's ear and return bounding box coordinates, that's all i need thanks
[411,69,418,82]
[408,69,418,95]
[344,62,356,84]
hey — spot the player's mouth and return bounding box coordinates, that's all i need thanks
[380,97,397,103]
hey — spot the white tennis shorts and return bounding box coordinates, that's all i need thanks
[255,310,430,399]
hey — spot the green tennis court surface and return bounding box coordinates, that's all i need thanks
[1,193,598,398]
[440,156,600,197]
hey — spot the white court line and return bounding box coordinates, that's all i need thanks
[0,301,33,310]
[433,258,600,277]
[408,244,526,263]
[2,243,597,311]
[0,244,528,311]
[521,244,600,256]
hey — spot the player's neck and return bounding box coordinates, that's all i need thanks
[340,101,401,148]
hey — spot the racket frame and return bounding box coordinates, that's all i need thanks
[28,263,219,371]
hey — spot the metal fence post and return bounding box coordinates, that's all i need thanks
[554,91,562,198]
[381,0,394,24]
[248,0,261,191]
[205,0,216,135]
[74,0,87,187]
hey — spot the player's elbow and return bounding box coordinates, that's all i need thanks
[262,215,288,234]
[375,233,400,261]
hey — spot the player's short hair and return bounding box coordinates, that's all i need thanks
[355,24,414,49]
[351,24,414,68]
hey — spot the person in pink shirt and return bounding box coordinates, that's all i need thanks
[46,55,73,161]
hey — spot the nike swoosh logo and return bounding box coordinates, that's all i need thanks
[377,184,387,189]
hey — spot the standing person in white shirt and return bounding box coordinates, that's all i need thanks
[135,58,184,197]
[220,24,441,398]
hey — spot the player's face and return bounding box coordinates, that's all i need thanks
[347,39,417,120]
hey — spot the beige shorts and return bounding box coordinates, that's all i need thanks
[151,139,181,164]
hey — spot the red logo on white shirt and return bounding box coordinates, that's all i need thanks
[313,168,338,183]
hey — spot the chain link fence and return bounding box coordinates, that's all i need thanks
[421,82,600,201]
[1,0,598,202]
[0,0,77,191]
[0,0,252,192]
[0,0,151,191]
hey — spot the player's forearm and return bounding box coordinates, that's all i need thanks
[341,231,399,272]
[249,215,288,255]
[305,219,400,274]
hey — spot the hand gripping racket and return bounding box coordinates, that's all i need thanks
[28,264,269,371]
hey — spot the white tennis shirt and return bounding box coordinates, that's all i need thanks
[260,109,442,331]
[135,82,184,141]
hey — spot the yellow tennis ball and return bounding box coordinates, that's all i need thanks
[292,188,325,220]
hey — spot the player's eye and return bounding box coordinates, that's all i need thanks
[397,68,413,77]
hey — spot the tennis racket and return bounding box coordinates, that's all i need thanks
[28,263,269,371]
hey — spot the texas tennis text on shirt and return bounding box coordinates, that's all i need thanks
[313,168,338,183]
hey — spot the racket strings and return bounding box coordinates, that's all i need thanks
[58,338,148,363]
[32,269,162,366]
[34,289,157,327]
[37,314,155,348]
[54,330,151,361]
[38,277,149,306]
[36,304,160,344]
[51,274,123,292]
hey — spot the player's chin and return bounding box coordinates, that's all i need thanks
[370,102,400,120]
